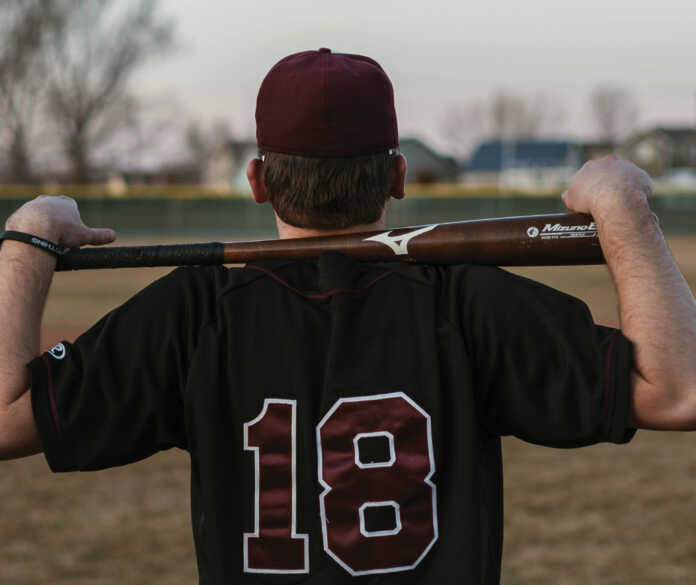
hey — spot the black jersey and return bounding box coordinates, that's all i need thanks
[29,252,634,584]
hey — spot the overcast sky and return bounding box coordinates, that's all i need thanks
[133,0,696,154]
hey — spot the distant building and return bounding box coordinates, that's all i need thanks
[620,126,696,177]
[203,136,461,190]
[398,137,461,183]
[579,141,615,163]
[101,163,202,193]
[203,140,258,192]
[465,139,581,187]
[657,167,696,189]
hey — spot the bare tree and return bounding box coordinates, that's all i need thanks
[45,0,174,182]
[0,0,63,182]
[589,86,639,144]
[102,96,189,171]
[489,91,564,138]
[186,119,234,169]
[439,90,565,159]
[439,103,487,161]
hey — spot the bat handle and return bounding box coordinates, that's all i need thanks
[55,242,225,271]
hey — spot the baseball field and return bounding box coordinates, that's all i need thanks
[1,236,695,584]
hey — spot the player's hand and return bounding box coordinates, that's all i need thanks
[5,195,116,248]
[562,155,653,216]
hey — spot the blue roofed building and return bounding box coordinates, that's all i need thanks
[465,139,582,188]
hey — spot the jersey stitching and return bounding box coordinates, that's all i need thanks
[217,262,296,299]
[601,331,618,431]
[41,354,63,441]
[244,264,397,299]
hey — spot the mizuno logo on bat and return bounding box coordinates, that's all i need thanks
[363,224,438,255]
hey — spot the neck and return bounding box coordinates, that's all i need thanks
[274,209,387,240]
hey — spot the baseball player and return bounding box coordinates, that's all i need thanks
[0,49,695,584]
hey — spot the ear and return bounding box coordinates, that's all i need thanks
[246,158,268,204]
[389,153,407,200]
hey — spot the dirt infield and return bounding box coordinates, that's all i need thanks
[2,236,696,584]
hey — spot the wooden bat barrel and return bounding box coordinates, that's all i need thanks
[222,212,603,266]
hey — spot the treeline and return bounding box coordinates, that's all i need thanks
[0,2,645,187]
[0,0,173,184]
[439,88,639,161]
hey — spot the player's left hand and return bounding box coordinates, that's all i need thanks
[562,155,653,216]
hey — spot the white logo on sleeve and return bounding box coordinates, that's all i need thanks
[363,224,437,255]
[47,342,66,360]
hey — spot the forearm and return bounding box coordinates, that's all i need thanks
[594,196,696,428]
[0,241,55,459]
[0,241,55,407]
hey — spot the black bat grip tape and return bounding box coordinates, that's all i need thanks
[55,243,226,271]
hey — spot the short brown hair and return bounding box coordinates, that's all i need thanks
[261,150,396,230]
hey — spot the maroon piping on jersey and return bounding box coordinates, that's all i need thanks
[41,354,63,440]
[601,331,618,428]
[245,264,397,299]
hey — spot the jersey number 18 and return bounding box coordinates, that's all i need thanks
[243,392,438,576]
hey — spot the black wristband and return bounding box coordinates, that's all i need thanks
[0,231,71,256]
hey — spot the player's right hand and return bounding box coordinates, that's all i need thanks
[5,195,116,248]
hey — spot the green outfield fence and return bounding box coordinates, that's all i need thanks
[0,195,694,238]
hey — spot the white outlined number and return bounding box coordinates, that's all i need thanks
[243,393,437,575]
[243,399,309,573]
[317,393,438,575]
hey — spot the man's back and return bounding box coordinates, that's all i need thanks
[29,252,633,583]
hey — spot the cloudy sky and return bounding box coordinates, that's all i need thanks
[133,0,696,154]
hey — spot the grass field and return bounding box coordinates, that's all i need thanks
[2,237,696,584]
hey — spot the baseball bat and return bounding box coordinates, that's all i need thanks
[54,212,604,271]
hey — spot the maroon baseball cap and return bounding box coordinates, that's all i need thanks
[256,48,399,157]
